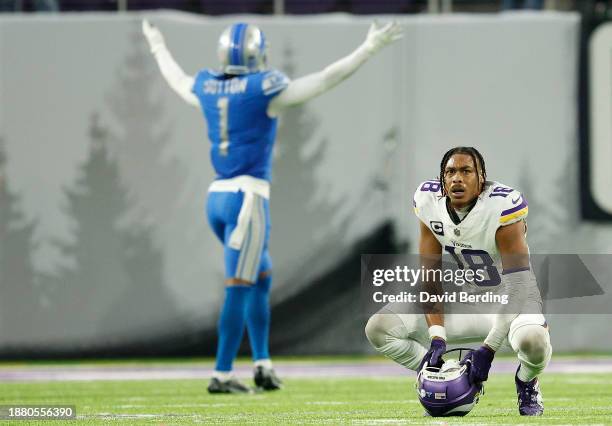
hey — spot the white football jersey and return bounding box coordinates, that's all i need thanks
[413,180,528,287]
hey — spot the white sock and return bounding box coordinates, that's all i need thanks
[212,370,234,382]
[517,365,535,383]
[254,359,273,370]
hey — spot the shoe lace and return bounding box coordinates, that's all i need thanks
[520,382,540,405]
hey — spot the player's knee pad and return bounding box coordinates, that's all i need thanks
[510,323,552,368]
[365,311,406,349]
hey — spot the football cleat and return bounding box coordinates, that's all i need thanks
[254,366,283,391]
[207,377,253,394]
[515,367,544,416]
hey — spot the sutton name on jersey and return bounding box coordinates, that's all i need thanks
[203,77,249,95]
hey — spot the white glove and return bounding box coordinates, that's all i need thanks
[363,21,403,55]
[142,19,165,54]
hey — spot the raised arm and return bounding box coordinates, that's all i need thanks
[267,21,403,117]
[142,20,200,108]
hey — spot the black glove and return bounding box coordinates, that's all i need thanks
[461,345,495,383]
[419,337,446,370]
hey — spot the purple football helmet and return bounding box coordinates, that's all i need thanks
[416,348,484,417]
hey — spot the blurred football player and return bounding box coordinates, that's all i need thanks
[143,20,402,394]
[365,147,551,415]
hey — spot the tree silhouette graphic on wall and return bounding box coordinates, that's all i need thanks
[518,149,596,253]
[49,114,177,344]
[105,26,189,232]
[105,25,207,311]
[0,138,41,343]
[271,45,347,283]
[264,45,376,355]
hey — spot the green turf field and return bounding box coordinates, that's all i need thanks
[0,372,610,424]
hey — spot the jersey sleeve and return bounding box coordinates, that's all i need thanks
[261,70,290,98]
[498,189,528,226]
[191,69,209,97]
[413,180,442,223]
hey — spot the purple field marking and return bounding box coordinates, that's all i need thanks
[0,359,611,382]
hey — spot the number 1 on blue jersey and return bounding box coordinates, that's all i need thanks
[217,97,229,156]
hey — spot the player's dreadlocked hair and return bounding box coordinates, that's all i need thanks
[439,147,486,196]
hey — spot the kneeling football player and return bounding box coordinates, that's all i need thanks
[365,147,551,416]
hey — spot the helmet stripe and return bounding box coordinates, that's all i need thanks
[238,24,249,68]
[231,23,247,66]
[227,24,237,66]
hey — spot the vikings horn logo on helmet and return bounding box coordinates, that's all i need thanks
[416,348,484,417]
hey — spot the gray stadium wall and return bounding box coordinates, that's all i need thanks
[0,11,610,356]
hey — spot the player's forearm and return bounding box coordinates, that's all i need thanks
[485,220,535,351]
[417,220,445,339]
[151,45,200,108]
[268,43,372,112]
[426,314,446,341]
[269,21,402,114]
[483,313,516,353]
[421,256,445,338]
[316,42,374,92]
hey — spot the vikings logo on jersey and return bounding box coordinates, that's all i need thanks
[413,180,528,287]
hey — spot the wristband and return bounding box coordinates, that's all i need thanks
[428,325,446,341]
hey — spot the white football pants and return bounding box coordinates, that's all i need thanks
[365,306,552,382]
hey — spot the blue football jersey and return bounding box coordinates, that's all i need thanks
[192,69,289,181]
